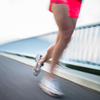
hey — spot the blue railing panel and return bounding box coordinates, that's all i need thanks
[0,23,100,70]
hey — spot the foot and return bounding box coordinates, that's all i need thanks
[33,54,44,76]
[39,76,64,97]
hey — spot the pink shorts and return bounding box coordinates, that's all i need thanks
[49,0,82,18]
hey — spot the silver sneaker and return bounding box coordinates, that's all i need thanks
[39,77,64,97]
[33,54,43,76]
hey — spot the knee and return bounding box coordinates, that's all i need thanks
[60,26,74,41]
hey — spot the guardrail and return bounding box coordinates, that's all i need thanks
[0,23,100,71]
[38,23,100,70]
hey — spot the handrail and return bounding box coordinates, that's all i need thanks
[0,23,100,70]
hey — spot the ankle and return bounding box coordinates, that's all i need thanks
[45,73,55,79]
[40,60,44,65]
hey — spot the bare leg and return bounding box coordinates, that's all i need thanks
[40,3,77,78]
[40,30,60,64]
[48,3,77,78]
[40,16,76,66]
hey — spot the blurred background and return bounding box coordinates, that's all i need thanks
[0,0,100,45]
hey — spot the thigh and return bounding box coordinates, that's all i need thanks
[70,17,77,29]
[51,3,74,31]
[52,3,77,45]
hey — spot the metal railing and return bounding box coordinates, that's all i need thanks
[0,23,100,70]
[39,23,100,70]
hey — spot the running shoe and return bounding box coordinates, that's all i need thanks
[33,54,43,76]
[39,77,64,97]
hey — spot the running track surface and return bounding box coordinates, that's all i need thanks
[0,55,100,100]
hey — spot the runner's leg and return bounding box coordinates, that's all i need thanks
[40,30,60,64]
[40,4,77,68]
[40,17,77,65]
[49,3,77,78]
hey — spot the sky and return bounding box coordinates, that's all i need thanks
[0,0,100,45]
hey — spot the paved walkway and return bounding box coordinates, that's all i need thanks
[0,55,100,100]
